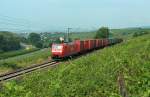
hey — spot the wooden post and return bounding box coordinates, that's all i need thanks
[117,71,128,97]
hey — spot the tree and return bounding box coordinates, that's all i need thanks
[28,33,41,44]
[35,41,43,48]
[0,31,21,52]
[95,27,109,39]
[0,34,4,52]
[133,32,139,37]
[20,37,28,43]
[28,33,43,48]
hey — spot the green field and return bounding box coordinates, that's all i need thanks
[71,28,150,40]
[0,48,40,60]
[111,28,150,39]
[0,34,149,97]
[0,48,51,74]
[70,32,96,40]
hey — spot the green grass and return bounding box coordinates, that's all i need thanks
[0,48,40,60]
[111,28,150,39]
[70,32,96,40]
[0,34,149,97]
[0,48,51,74]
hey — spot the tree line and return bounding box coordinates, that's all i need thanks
[0,31,44,53]
[1,27,148,53]
[95,27,150,39]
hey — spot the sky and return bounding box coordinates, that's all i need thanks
[0,0,150,32]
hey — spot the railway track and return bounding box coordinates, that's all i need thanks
[0,43,121,82]
[0,50,95,82]
[0,61,59,82]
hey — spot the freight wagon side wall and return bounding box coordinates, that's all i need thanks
[90,40,94,49]
[80,41,84,52]
[75,40,85,53]
[103,39,109,46]
[83,40,89,51]
[63,42,78,57]
[94,40,96,49]
[75,40,81,53]
[89,40,92,50]
[96,39,99,48]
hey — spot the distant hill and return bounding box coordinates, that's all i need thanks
[110,27,150,39]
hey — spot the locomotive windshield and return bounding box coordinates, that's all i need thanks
[52,44,63,52]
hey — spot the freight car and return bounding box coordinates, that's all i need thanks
[51,38,122,59]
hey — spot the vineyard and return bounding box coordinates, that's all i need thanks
[0,34,149,97]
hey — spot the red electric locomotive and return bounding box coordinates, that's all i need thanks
[51,42,78,59]
[51,38,122,60]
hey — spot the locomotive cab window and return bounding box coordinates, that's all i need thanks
[52,44,63,53]
[52,45,63,50]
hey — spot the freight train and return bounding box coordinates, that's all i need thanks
[51,38,122,60]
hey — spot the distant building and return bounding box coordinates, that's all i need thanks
[20,43,35,50]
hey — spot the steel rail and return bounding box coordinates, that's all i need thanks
[0,61,59,82]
